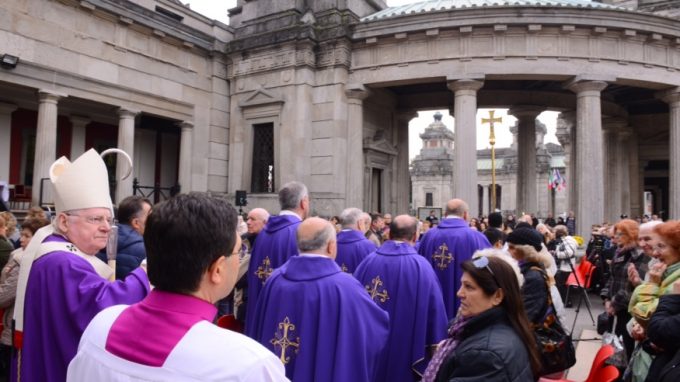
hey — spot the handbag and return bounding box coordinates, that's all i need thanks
[531,266,577,375]
[597,311,614,335]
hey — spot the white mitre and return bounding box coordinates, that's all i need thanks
[14,149,117,342]
[50,148,113,214]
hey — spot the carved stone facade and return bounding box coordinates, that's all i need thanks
[2,0,680,236]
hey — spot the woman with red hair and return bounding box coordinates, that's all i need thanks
[602,219,647,359]
[629,220,680,381]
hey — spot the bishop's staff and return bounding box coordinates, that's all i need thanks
[482,111,502,212]
[101,148,133,281]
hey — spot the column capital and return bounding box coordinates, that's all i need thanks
[655,87,680,105]
[564,79,608,94]
[38,89,67,104]
[345,84,370,101]
[178,121,194,131]
[69,115,91,127]
[0,102,18,114]
[602,117,627,132]
[446,78,484,92]
[395,111,418,123]
[617,126,634,140]
[508,105,543,120]
[117,107,140,119]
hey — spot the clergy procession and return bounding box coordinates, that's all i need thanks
[1,148,680,382]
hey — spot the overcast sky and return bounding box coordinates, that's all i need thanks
[184,0,560,159]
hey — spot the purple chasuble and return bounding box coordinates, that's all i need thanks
[354,241,448,382]
[105,290,217,366]
[417,218,491,319]
[335,230,377,273]
[245,214,301,333]
[14,234,150,382]
[249,255,389,382]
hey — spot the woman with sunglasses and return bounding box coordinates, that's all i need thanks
[422,255,541,382]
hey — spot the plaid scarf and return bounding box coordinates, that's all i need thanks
[421,314,471,382]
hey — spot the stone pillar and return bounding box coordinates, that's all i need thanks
[628,132,642,218]
[509,106,542,215]
[32,90,67,204]
[618,127,633,217]
[69,115,90,159]
[345,84,370,210]
[658,89,680,219]
[447,78,484,215]
[396,112,416,214]
[567,80,608,236]
[178,121,194,193]
[556,111,575,216]
[115,108,138,204]
[602,118,626,222]
[0,103,18,183]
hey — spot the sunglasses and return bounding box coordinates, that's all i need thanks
[473,256,500,288]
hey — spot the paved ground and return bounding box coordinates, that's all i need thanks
[563,290,606,380]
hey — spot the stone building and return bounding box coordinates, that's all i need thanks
[411,112,567,218]
[2,0,680,236]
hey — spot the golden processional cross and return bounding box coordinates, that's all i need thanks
[481,110,503,212]
[432,243,453,270]
[270,317,300,364]
[255,256,273,284]
[366,276,390,303]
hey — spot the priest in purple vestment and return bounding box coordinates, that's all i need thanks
[354,215,448,382]
[335,207,377,273]
[245,181,310,334]
[417,199,491,319]
[12,149,150,382]
[249,217,389,382]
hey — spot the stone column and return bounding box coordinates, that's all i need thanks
[567,79,608,236]
[658,89,680,219]
[618,126,633,217]
[115,108,138,204]
[509,106,542,215]
[0,103,18,183]
[628,132,641,218]
[69,115,90,159]
[396,112,416,214]
[602,118,625,222]
[32,89,67,204]
[447,78,484,215]
[556,111,575,216]
[178,121,194,193]
[345,84,370,210]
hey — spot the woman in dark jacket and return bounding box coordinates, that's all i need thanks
[645,283,680,382]
[506,227,550,326]
[422,256,541,382]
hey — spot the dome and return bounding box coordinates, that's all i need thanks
[362,0,622,22]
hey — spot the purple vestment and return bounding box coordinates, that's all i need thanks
[417,218,491,319]
[13,235,149,382]
[249,255,389,382]
[354,241,448,382]
[335,229,377,273]
[245,214,301,333]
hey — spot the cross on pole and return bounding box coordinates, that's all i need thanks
[366,276,390,303]
[270,317,300,364]
[481,110,503,212]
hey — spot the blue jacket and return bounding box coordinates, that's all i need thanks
[96,224,146,279]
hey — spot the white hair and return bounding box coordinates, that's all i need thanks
[472,248,525,287]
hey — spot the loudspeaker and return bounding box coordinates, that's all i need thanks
[235,190,247,207]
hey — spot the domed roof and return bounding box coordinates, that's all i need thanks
[362,0,622,22]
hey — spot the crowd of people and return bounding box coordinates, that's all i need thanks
[0,148,679,382]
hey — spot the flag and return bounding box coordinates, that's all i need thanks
[548,169,555,190]
[555,169,566,191]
